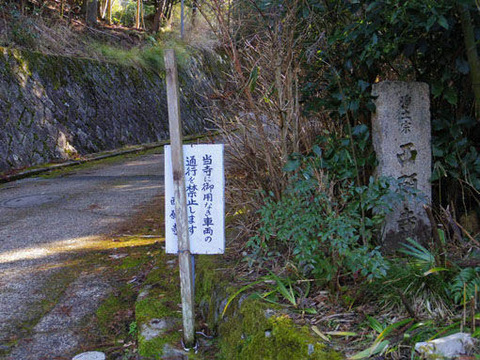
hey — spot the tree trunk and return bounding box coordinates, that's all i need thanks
[140,1,145,29]
[100,0,107,19]
[86,0,98,26]
[165,1,174,24]
[136,0,141,29]
[106,0,112,25]
[191,0,197,27]
[458,3,480,120]
[152,2,164,33]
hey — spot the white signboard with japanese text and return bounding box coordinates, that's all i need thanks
[165,144,225,254]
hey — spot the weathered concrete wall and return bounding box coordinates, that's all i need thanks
[0,47,218,172]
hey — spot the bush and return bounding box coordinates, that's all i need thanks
[246,127,412,284]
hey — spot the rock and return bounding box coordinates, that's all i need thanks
[264,309,276,319]
[72,351,106,360]
[108,253,128,260]
[415,333,474,359]
[137,287,151,301]
[162,343,188,359]
[140,317,178,341]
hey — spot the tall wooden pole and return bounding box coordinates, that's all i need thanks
[181,0,185,38]
[164,49,195,348]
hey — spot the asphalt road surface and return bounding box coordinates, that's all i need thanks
[0,152,164,359]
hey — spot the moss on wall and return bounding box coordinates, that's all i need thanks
[0,46,221,173]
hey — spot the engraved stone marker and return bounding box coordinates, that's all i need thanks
[372,81,431,250]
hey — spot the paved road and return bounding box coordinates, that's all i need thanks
[0,153,164,359]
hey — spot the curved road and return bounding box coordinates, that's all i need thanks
[0,152,164,359]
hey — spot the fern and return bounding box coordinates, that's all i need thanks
[450,267,480,304]
[399,238,435,265]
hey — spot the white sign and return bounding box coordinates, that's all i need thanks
[165,144,225,254]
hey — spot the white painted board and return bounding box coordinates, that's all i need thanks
[165,144,225,254]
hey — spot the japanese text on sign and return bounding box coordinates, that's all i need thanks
[165,144,225,254]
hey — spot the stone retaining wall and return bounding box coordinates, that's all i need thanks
[0,47,219,172]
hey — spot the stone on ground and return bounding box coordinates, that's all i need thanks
[415,333,474,359]
[72,351,106,360]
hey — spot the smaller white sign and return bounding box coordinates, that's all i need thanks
[165,144,225,254]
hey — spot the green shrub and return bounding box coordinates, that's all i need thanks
[246,127,412,283]
[432,115,480,206]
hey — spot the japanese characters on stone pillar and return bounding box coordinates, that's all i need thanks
[165,144,225,254]
[372,81,431,250]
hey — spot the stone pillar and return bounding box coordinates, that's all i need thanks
[86,0,98,26]
[372,81,432,250]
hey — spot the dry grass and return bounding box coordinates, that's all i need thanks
[198,0,332,242]
[0,2,156,63]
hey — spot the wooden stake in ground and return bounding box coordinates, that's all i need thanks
[164,49,195,348]
[181,0,185,38]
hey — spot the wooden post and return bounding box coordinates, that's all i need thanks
[164,49,195,348]
[181,0,185,39]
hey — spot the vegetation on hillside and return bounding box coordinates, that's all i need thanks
[201,0,480,357]
[0,0,213,70]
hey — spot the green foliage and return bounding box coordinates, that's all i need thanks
[432,115,480,198]
[247,128,411,283]
[399,238,436,265]
[112,2,137,27]
[450,266,480,304]
[221,273,316,318]
[350,317,413,359]
[307,0,467,112]
[112,0,156,27]
[96,286,137,338]
[351,315,480,359]
[371,238,480,319]
[128,321,138,337]
[371,239,452,317]
[262,272,299,308]
[302,0,480,218]
[89,37,190,74]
